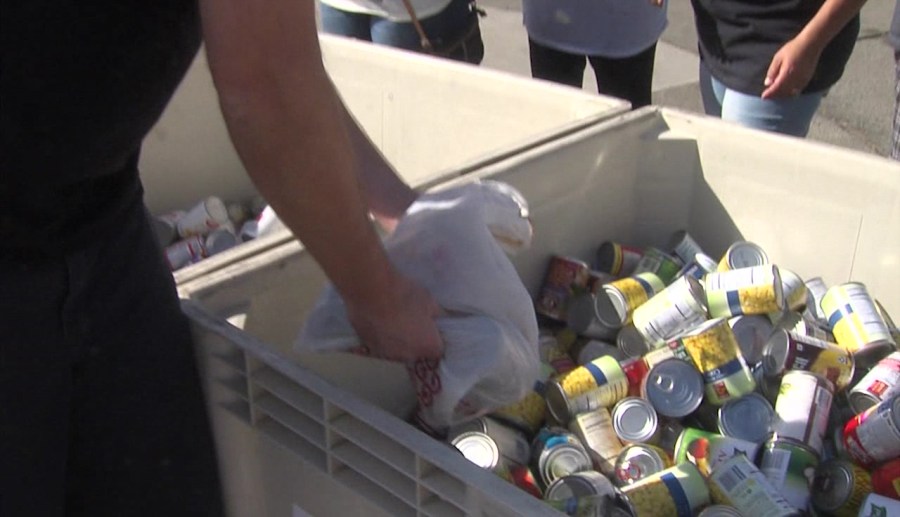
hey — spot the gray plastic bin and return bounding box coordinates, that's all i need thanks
[182,106,900,516]
[138,34,629,286]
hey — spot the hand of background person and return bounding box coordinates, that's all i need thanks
[649,0,665,7]
[761,37,822,99]
[346,271,445,361]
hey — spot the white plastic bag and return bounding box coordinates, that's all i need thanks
[296,180,541,430]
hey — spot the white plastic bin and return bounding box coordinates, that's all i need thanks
[182,106,900,516]
[138,34,629,286]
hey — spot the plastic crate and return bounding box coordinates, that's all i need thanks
[182,106,900,516]
[138,34,630,286]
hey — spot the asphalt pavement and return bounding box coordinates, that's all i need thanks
[474,0,897,158]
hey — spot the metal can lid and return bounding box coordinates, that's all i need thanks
[693,252,719,275]
[718,392,775,444]
[730,314,774,366]
[617,325,651,358]
[613,444,667,486]
[545,470,616,500]
[761,328,791,377]
[642,358,705,418]
[544,379,572,425]
[450,431,499,470]
[725,241,769,269]
[612,397,659,444]
[847,390,880,415]
[597,286,630,328]
[697,505,744,517]
[541,444,593,485]
[811,459,857,511]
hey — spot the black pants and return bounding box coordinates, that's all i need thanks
[0,197,223,516]
[528,38,657,109]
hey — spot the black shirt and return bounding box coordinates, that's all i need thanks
[692,0,859,96]
[1,1,202,254]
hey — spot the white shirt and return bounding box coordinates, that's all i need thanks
[522,0,667,58]
[320,0,453,21]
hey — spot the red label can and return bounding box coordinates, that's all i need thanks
[843,394,900,467]
[872,457,900,499]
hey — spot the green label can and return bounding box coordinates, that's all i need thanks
[758,438,819,511]
[673,427,760,477]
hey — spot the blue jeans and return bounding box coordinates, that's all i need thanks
[319,0,476,54]
[699,60,824,137]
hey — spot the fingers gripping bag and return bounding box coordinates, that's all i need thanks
[297,180,541,431]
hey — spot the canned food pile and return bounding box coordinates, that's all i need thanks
[152,195,278,271]
[443,231,900,517]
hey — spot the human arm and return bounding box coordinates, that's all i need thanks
[337,102,417,234]
[761,0,867,99]
[198,0,443,360]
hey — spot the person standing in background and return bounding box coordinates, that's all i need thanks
[891,0,900,159]
[693,0,866,137]
[318,0,484,63]
[1,0,444,515]
[521,0,667,109]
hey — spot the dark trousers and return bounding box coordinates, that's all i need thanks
[0,196,223,516]
[528,38,657,109]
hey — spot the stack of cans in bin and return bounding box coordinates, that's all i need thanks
[152,195,271,271]
[443,230,900,516]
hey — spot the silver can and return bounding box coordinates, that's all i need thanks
[772,371,834,454]
[611,397,660,445]
[631,274,709,346]
[848,351,900,414]
[717,392,774,444]
[446,415,531,467]
[641,358,705,419]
